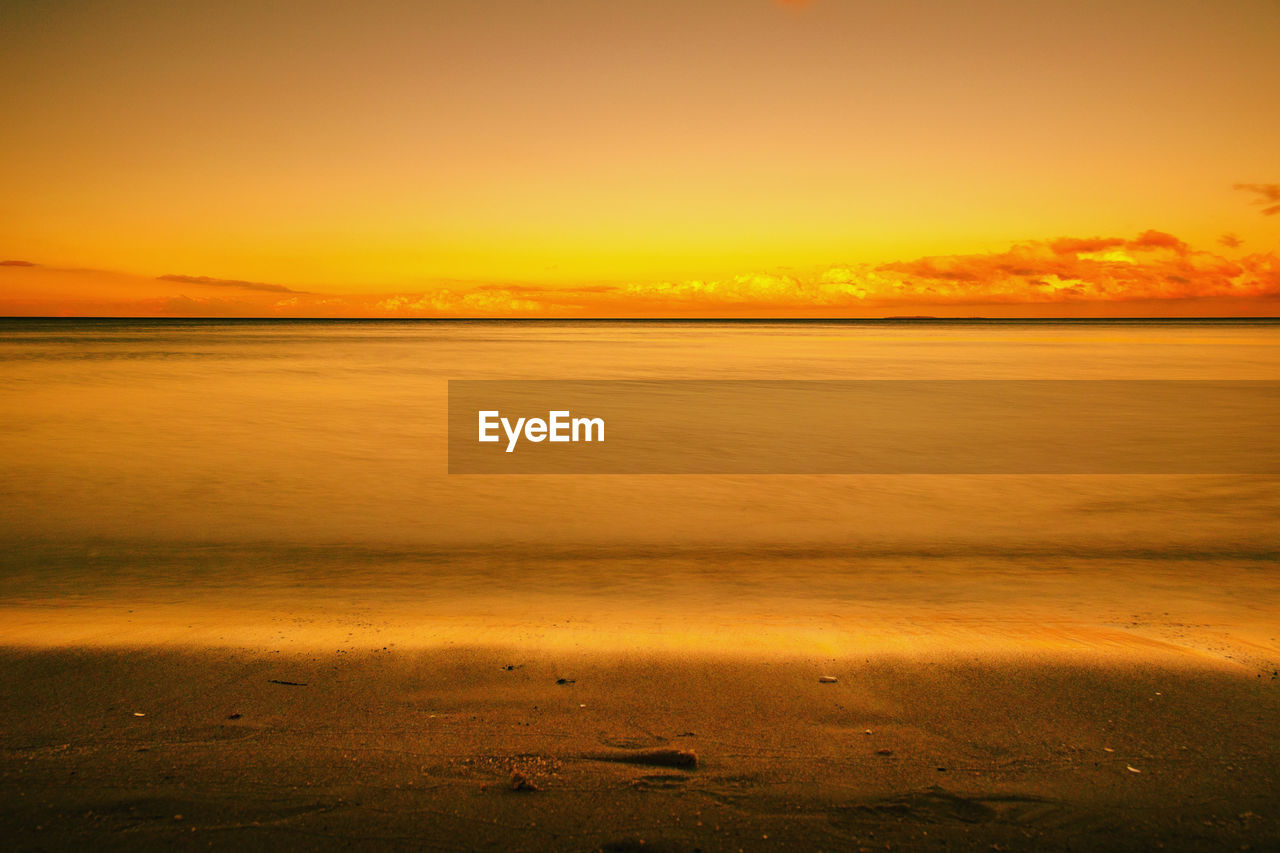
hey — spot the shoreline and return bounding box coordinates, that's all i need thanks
[3,644,1277,851]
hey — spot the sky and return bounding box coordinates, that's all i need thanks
[1,0,1278,317]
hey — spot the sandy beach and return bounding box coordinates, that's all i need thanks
[2,635,1278,851]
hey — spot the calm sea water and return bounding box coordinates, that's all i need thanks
[1,319,1277,654]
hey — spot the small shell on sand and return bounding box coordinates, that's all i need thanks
[818,676,838,683]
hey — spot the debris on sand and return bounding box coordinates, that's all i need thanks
[268,680,307,686]
[556,678,575,685]
[589,748,699,769]
[1127,765,1142,773]
[876,748,894,756]
[509,771,538,791]
[227,713,242,720]
[818,676,839,683]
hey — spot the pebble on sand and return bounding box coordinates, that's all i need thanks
[509,771,538,791]
[593,748,699,769]
[818,676,838,683]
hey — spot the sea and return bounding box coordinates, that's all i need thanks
[1,318,1277,658]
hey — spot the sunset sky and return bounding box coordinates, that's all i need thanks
[1,0,1278,317]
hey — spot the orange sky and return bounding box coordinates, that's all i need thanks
[1,0,1278,317]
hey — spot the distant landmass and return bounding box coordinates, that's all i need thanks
[882,315,988,320]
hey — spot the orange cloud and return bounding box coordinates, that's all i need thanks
[875,233,1261,304]
[4,232,1279,318]
[366,233,1279,315]
[1235,183,1280,216]
[1126,230,1188,253]
[1047,237,1125,255]
[156,274,310,295]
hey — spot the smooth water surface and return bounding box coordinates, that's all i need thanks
[1,319,1277,657]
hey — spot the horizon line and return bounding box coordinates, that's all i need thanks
[4,315,1280,323]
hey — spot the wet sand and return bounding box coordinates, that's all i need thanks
[2,553,1278,850]
[2,641,1278,851]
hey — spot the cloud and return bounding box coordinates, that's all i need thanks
[1047,231,1185,257]
[1235,183,1280,216]
[148,295,264,316]
[1126,230,1188,253]
[1047,237,1125,255]
[8,231,1280,317]
[119,233,1280,315]
[872,233,1269,304]
[1219,232,1243,249]
[0,259,37,267]
[156,274,309,294]
[563,232,1279,312]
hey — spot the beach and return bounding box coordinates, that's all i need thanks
[2,549,1279,851]
[2,642,1277,851]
